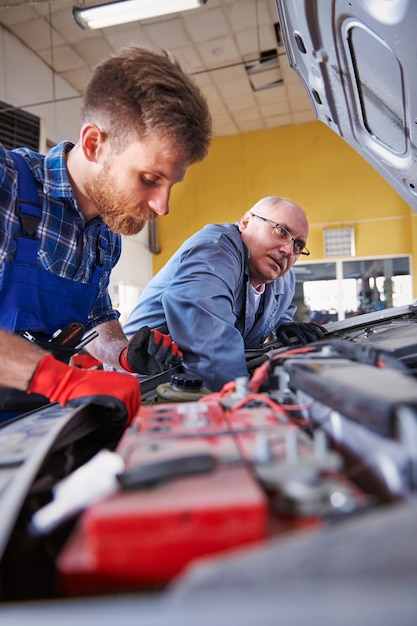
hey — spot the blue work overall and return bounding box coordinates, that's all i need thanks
[0,151,107,337]
[0,151,107,420]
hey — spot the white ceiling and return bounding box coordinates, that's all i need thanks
[0,0,316,137]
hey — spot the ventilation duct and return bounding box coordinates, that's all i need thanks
[324,227,356,257]
[0,102,43,152]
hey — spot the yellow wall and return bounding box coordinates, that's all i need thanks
[154,121,415,295]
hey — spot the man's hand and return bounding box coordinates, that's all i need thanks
[120,326,183,376]
[275,321,327,346]
[28,354,141,424]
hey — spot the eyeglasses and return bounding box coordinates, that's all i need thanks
[250,212,310,256]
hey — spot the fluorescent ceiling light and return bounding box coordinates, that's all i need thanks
[73,0,207,29]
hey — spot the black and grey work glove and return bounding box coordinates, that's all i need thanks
[275,322,327,346]
[120,326,183,376]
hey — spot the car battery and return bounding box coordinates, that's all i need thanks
[276,354,417,500]
[57,399,364,595]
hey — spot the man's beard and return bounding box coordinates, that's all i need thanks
[85,168,156,236]
[98,202,155,236]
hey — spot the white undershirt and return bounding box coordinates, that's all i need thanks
[246,283,265,329]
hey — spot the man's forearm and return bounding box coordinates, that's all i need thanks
[0,328,46,390]
[85,320,128,370]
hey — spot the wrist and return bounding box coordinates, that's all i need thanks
[119,347,135,373]
[27,354,70,397]
[27,355,46,391]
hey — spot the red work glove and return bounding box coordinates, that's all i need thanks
[28,354,141,425]
[119,326,183,376]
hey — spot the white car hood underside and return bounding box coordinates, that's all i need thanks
[276,0,417,212]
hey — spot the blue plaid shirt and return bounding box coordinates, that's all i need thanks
[0,141,122,329]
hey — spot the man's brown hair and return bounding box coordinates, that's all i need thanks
[81,46,212,164]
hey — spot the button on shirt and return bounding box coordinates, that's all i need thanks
[0,142,121,329]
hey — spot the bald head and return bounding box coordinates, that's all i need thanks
[248,196,308,230]
[239,196,309,289]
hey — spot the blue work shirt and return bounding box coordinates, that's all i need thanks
[0,142,121,332]
[124,223,296,391]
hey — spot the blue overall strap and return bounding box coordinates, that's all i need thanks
[8,150,41,242]
[9,150,108,273]
[96,223,109,267]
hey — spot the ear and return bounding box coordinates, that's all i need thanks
[238,211,251,233]
[80,124,106,162]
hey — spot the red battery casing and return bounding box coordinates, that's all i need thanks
[57,400,353,594]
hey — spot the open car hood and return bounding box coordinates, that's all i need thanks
[276,0,417,212]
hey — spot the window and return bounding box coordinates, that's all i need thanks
[293,255,412,323]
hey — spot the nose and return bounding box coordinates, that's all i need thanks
[148,189,170,216]
[278,238,294,255]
